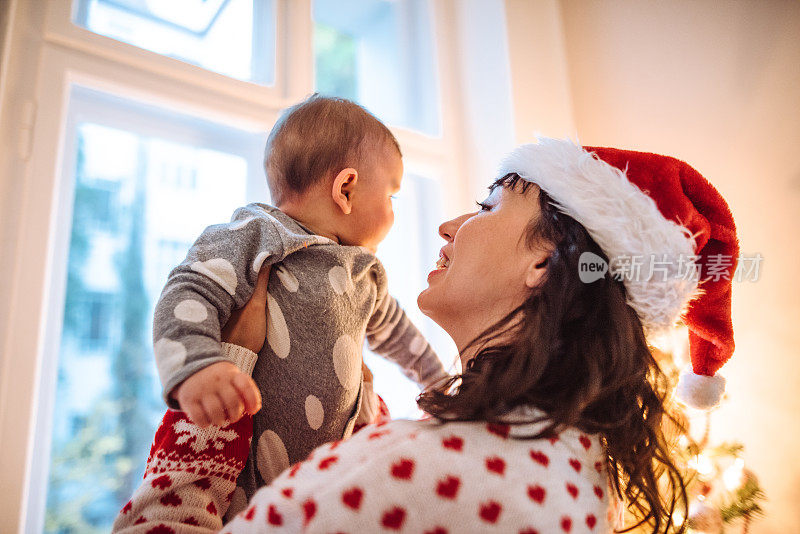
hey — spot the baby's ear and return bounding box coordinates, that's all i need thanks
[331,168,358,215]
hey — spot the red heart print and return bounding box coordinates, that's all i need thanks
[561,516,572,532]
[586,514,597,529]
[342,487,363,510]
[566,483,579,499]
[267,505,283,526]
[318,455,338,470]
[390,458,415,480]
[527,485,546,504]
[207,501,218,515]
[134,516,146,525]
[594,461,604,473]
[485,456,506,475]
[159,492,182,507]
[193,477,211,490]
[529,450,550,467]
[329,440,341,450]
[479,501,502,524]
[369,430,390,440]
[121,500,132,514]
[486,423,510,438]
[425,528,448,534]
[436,475,461,499]
[579,435,592,450]
[381,507,406,530]
[243,506,255,520]
[288,463,302,478]
[594,485,604,499]
[181,517,200,526]
[281,487,294,498]
[520,529,540,534]
[151,474,172,490]
[569,458,582,472]
[442,435,464,451]
[548,436,559,445]
[302,499,317,525]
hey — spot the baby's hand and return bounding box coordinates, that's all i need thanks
[171,361,262,428]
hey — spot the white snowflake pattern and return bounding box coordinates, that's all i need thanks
[173,419,239,453]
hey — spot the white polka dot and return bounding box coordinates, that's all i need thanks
[371,326,393,343]
[154,338,187,382]
[332,335,361,390]
[227,487,248,519]
[305,395,324,430]
[266,293,290,359]
[275,265,299,292]
[328,265,349,295]
[229,217,256,231]
[173,299,208,323]
[257,430,290,484]
[252,251,270,273]
[191,258,238,295]
[409,335,427,356]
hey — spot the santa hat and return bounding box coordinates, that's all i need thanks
[499,138,739,410]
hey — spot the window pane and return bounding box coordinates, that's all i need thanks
[74,0,276,84]
[313,0,441,136]
[369,173,453,418]
[45,104,257,532]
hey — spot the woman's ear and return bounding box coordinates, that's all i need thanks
[332,168,358,215]
[524,252,550,288]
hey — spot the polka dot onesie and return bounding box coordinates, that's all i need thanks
[147,204,447,516]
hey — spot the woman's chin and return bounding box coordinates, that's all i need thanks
[417,286,437,317]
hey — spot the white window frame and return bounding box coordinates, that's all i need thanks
[0,1,494,531]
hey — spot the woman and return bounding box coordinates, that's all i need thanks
[218,139,738,533]
[125,139,739,533]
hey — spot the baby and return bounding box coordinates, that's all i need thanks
[113,95,446,531]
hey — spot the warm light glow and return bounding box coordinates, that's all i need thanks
[672,510,685,525]
[679,435,690,448]
[689,454,714,476]
[723,458,746,490]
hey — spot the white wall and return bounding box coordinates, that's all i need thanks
[508,1,800,531]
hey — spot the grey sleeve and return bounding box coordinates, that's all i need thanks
[366,293,448,388]
[152,207,287,407]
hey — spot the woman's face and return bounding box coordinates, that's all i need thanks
[417,183,550,354]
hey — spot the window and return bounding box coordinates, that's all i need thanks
[43,87,262,532]
[75,0,277,84]
[10,1,469,532]
[313,0,441,135]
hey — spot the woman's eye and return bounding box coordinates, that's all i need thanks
[475,201,491,211]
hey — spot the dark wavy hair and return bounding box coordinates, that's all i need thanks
[417,174,688,533]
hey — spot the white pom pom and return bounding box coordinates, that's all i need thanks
[676,370,726,410]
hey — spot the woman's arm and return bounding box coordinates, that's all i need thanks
[112,267,271,533]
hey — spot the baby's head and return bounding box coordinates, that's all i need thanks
[265,94,403,252]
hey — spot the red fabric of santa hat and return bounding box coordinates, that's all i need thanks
[498,138,739,410]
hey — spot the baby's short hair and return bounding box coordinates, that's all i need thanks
[264,94,401,205]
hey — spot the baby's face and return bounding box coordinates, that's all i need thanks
[346,149,403,252]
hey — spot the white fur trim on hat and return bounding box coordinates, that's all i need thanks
[676,370,726,409]
[498,138,700,332]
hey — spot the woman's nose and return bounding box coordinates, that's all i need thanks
[438,213,474,242]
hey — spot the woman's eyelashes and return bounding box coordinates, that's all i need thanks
[475,200,492,212]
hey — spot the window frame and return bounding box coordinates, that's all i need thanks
[0,1,474,531]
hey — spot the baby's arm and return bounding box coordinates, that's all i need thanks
[153,205,287,424]
[366,293,449,388]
